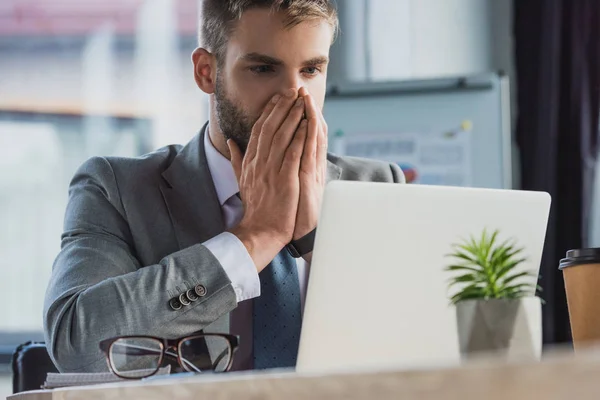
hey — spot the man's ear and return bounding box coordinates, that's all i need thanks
[192,47,217,94]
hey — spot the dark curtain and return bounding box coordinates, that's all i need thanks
[514,0,600,344]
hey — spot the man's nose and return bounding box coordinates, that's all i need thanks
[280,74,303,96]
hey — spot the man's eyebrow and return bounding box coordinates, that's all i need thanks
[302,56,329,66]
[240,53,330,67]
[240,53,284,65]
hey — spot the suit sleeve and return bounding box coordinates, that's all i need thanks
[43,157,237,373]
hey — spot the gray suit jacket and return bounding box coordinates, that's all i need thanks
[43,125,405,372]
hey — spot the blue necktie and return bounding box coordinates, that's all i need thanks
[253,249,302,369]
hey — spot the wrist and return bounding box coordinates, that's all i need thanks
[230,224,286,272]
[287,228,317,258]
[293,224,316,241]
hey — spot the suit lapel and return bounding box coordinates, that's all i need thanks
[159,124,225,250]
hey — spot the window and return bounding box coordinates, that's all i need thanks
[0,0,207,365]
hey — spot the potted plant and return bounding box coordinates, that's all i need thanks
[445,228,543,360]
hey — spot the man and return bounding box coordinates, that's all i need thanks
[44,0,405,373]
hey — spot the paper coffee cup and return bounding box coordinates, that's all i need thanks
[559,248,600,349]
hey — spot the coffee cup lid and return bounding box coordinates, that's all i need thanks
[559,248,600,269]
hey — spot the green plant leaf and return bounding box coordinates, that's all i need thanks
[451,287,486,301]
[444,264,484,274]
[495,258,528,281]
[489,243,513,267]
[502,282,534,291]
[468,234,486,261]
[458,245,479,260]
[450,240,479,257]
[471,235,489,267]
[450,286,487,304]
[501,270,534,287]
[494,250,525,280]
[449,282,481,295]
[502,248,525,264]
[497,283,535,298]
[503,291,528,299]
[445,229,543,301]
[450,291,486,304]
[468,234,478,250]
[453,283,485,293]
[448,273,478,286]
[447,251,478,264]
[483,229,499,262]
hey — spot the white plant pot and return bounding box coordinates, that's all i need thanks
[455,297,542,361]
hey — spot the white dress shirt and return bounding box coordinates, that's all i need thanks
[201,131,310,370]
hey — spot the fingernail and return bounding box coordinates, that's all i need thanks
[271,94,281,103]
[285,88,296,98]
[295,97,304,107]
[300,119,308,128]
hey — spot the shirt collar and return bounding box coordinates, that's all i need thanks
[203,128,239,206]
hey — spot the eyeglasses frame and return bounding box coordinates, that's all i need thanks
[98,333,240,379]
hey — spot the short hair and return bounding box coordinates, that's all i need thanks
[199,0,339,63]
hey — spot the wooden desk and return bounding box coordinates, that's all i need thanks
[8,347,599,400]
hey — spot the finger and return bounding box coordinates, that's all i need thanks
[298,87,309,105]
[304,92,325,156]
[301,105,319,174]
[270,96,305,166]
[227,139,243,185]
[317,107,329,169]
[298,87,309,119]
[256,88,298,162]
[246,93,280,163]
[303,92,328,180]
[281,119,308,174]
[303,89,318,122]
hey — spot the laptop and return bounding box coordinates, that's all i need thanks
[296,181,551,374]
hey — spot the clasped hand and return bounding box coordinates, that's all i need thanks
[228,87,327,271]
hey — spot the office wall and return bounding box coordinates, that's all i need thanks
[331,0,513,83]
[4,0,516,140]
[330,0,519,187]
[0,41,206,149]
[410,0,492,78]
[370,0,491,79]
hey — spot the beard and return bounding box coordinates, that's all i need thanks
[214,72,256,154]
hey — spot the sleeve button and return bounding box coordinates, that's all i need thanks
[179,293,191,306]
[195,284,207,297]
[186,289,199,302]
[169,297,182,311]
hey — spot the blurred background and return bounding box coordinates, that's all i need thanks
[0,0,598,396]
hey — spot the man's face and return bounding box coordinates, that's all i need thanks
[214,9,333,152]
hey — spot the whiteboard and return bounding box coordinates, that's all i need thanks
[323,73,512,189]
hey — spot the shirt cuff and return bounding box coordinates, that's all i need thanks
[203,232,260,302]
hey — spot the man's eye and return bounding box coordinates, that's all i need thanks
[303,67,321,75]
[250,65,275,74]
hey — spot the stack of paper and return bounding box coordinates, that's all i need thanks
[42,366,171,389]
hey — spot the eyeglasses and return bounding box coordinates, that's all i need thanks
[99,334,239,379]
